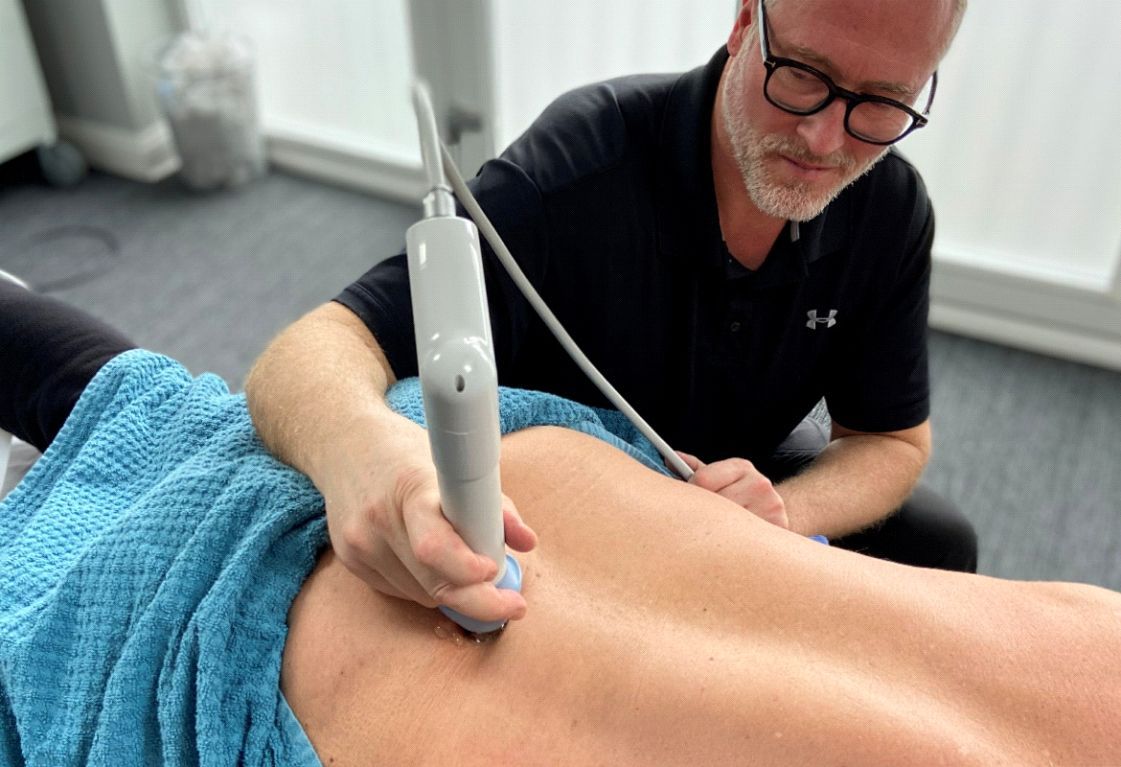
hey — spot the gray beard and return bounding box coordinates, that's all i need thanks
[720,65,887,221]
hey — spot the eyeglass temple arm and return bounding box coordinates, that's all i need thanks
[755,0,767,60]
[923,70,939,115]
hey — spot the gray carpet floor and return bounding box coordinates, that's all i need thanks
[2,168,1119,589]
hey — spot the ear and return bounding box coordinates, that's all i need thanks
[727,0,755,57]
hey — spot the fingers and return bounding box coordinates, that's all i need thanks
[327,473,532,624]
[502,496,538,553]
[348,550,528,623]
[688,457,758,496]
[688,457,790,530]
[756,503,790,530]
[436,580,528,623]
[402,488,500,585]
[400,497,533,620]
[674,450,704,472]
[331,505,442,607]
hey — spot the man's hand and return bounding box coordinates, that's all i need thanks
[322,430,538,623]
[675,451,790,529]
[245,302,537,625]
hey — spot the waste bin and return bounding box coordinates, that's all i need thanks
[153,32,266,190]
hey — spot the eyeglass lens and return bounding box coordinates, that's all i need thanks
[767,65,916,143]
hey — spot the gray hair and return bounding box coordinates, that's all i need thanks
[754,0,967,62]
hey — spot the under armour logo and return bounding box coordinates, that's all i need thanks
[806,309,838,329]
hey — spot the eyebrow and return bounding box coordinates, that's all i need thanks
[784,42,916,98]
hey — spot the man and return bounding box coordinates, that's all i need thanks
[246,0,973,627]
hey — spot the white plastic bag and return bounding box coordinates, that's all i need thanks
[155,32,266,190]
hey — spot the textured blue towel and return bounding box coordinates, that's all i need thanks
[0,349,671,766]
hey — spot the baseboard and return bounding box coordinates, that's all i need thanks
[55,114,179,182]
[930,255,1121,372]
[264,125,426,205]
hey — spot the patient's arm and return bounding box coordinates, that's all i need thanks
[282,426,1121,767]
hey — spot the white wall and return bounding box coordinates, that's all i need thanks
[490,1,734,150]
[193,0,417,165]
[192,0,424,199]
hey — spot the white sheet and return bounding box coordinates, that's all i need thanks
[1,437,40,498]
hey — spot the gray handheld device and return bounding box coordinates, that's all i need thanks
[406,83,521,635]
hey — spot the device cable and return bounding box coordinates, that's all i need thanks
[439,144,694,481]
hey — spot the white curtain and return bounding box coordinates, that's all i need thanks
[903,0,1121,292]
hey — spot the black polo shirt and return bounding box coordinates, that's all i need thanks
[336,47,932,466]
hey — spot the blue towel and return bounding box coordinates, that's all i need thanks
[0,349,672,766]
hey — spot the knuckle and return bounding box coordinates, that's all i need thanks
[361,499,394,538]
[698,476,723,493]
[394,464,433,502]
[751,474,774,492]
[335,515,375,560]
[412,529,448,569]
[392,466,441,518]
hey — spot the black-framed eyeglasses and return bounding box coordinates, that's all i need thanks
[755,0,936,145]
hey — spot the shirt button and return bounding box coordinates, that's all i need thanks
[729,321,742,333]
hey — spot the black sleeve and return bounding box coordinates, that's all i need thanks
[333,157,549,381]
[0,281,136,452]
[825,189,933,434]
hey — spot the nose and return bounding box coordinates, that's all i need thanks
[795,99,848,158]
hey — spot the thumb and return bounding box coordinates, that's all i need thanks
[502,497,538,553]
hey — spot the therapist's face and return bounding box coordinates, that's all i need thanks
[719,0,953,222]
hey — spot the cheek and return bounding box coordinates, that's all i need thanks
[728,56,781,131]
[758,106,803,138]
[847,141,889,169]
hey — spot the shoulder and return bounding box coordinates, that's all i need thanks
[857,150,933,226]
[499,72,681,195]
[832,149,934,263]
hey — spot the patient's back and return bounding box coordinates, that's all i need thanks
[282,427,1121,766]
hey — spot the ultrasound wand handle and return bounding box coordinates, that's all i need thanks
[406,82,521,634]
[406,214,505,576]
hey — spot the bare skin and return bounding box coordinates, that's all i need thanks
[283,427,1121,767]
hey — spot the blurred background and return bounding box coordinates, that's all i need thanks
[1,0,1119,588]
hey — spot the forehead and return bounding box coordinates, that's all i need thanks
[766,0,951,93]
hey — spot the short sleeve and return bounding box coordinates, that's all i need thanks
[824,193,933,433]
[333,157,549,380]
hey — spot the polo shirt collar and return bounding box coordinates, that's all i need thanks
[654,48,726,273]
[655,46,848,282]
